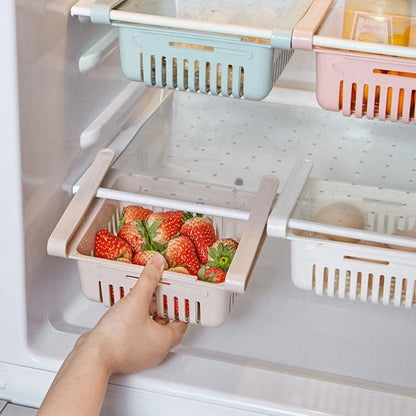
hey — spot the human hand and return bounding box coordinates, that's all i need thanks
[77,253,188,376]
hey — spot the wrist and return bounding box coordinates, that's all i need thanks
[72,332,114,379]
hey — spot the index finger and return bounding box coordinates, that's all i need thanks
[130,254,166,315]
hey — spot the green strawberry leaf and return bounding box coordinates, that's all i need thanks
[182,212,193,223]
[207,243,235,271]
[118,208,126,230]
[198,266,214,282]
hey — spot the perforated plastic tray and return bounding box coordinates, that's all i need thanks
[71,0,326,99]
[268,161,416,308]
[292,0,416,123]
[48,149,278,327]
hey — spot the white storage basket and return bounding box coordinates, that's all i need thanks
[48,149,279,327]
[268,161,416,308]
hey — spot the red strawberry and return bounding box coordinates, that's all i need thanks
[115,257,132,264]
[146,211,191,244]
[165,236,200,276]
[132,250,168,269]
[168,266,191,275]
[198,266,226,284]
[118,220,147,253]
[207,238,239,271]
[119,205,152,228]
[94,229,133,261]
[163,296,190,318]
[181,216,216,264]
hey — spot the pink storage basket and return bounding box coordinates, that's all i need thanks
[291,0,416,123]
[316,50,416,123]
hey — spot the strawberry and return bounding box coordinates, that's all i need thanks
[115,257,132,264]
[163,295,190,318]
[132,250,168,269]
[198,266,226,284]
[207,238,239,271]
[168,266,191,275]
[119,205,152,229]
[117,220,147,253]
[181,215,216,264]
[94,229,133,261]
[146,211,192,244]
[165,236,200,276]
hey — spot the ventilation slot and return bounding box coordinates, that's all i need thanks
[357,272,362,297]
[140,52,144,81]
[402,278,407,303]
[206,62,211,93]
[174,296,179,319]
[98,281,103,303]
[109,284,115,306]
[345,270,351,297]
[195,60,199,91]
[151,55,156,85]
[362,84,369,114]
[350,83,357,113]
[398,88,404,119]
[338,80,344,110]
[379,275,385,300]
[185,299,190,320]
[184,59,189,90]
[173,58,178,88]
[196,301,201,323]
[120,287,125,299]
[227,65,233,96]
[386,87,393,116]
[374,86,381,117]
[161,56,166,86]
[368,274,374,298]
[163,295,168,317]
[312,264,316,290]
[239,67,244,97]
[216,63,222,94]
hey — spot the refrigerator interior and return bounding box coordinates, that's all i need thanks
[31,91,416,403]
[2,1,416,414]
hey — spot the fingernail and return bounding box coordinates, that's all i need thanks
[148,253,165,270]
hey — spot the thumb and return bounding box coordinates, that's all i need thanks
[130,254,166,315]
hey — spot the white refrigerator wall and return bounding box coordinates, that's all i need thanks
[2,1,416,415]
[0,0,130,365]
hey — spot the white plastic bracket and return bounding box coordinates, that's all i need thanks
[267,160,312,239]
[79,29,118,73]
[225,175,279,294]
[47,149,115,258]
[90,0,125,24]
[271,0,315,49]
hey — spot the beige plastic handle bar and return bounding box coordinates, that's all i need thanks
[47,149,115,258]
[225,175,279,294]
[292,0,334,50]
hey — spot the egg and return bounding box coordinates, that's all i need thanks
[313,202,365,243]
[386,229,416,253]
[357,240,387,248]
[291,228,312,238]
